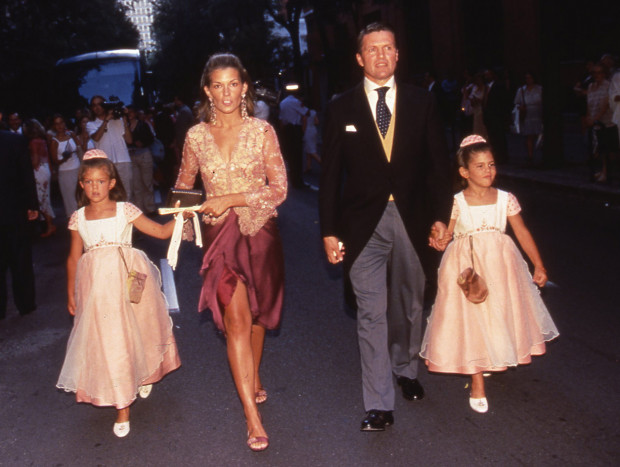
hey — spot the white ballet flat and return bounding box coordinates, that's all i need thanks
[469,397,489,413]
[139,384,153,399]
[113,421,130,437]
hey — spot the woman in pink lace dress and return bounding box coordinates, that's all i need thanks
[175,53,287,452]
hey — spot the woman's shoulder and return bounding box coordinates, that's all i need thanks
[187,122,208,137]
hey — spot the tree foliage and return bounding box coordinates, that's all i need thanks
[0,0,139,116]
[152,0,289,104]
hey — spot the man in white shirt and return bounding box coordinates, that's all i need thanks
[87,95,133,197]
[8,113,23,135]
[279,91,309,188]
[320,22,451,432]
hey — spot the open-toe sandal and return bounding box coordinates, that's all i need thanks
[255,388,268,405]
[247,433,269,452]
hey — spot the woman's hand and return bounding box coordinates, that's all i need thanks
[199,195,232,218]
[199,194,245,218]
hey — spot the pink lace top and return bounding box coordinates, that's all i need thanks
[175,118,287,236]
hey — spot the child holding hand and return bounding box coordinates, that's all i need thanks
[57,149,185,437]
[421,135,559,413]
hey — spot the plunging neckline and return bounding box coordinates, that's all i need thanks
[207,120,246,165]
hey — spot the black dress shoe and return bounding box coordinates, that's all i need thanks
[397,377,424,401]
[360,410,394,432]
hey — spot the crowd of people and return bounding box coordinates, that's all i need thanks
[19,21,620,453]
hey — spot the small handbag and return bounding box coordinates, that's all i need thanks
[119,247,147,304]
[457,236,489,304]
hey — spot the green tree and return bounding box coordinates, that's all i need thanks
[152,0,289,104]
[0,0,139,116]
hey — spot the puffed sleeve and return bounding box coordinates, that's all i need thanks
[124,202,143,222]
[68,210,79,231]
[244,124,287,211]
[175,126,201,189]
[507,192,522,216]
[449,197,460,220]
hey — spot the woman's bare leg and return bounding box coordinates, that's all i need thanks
[223,280,268,447]
[251,324,266,400]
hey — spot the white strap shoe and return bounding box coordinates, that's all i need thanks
[469,397,489,413]
[139,384,153,399]
[113,421,130,437]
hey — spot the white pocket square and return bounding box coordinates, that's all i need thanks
[345,124,357,132]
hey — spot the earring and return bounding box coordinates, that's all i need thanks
[209,98,216,125]
[241,93,248,120]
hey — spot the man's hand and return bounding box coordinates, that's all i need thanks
[428,221,449,251]
[323,236,344,264]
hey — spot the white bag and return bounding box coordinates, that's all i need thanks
[510,105,521,134]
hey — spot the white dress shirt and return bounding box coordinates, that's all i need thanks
[363,76,396,122]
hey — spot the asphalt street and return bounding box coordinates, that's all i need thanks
[0,177,619,466]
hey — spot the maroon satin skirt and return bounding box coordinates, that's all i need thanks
[198,212,284,332]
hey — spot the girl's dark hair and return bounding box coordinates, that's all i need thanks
[198,53,255,122]
[453,141,493,190]
[75,158,127,207]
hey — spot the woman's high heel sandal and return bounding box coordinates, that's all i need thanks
[247,432,269,452]
[255,388,268,405]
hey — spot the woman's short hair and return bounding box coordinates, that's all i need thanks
[198,53,255,122]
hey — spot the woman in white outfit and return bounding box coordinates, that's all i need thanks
[50,115,80,217]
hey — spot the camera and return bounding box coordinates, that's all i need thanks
[102,96,125,119]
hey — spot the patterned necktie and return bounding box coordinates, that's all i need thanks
[375,86,391,138]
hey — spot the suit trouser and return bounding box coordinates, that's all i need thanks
[130,149,156,213]
[280,124,304,188]
[0,223,36,318]
[115,162,133,202]
[349,202,425,411]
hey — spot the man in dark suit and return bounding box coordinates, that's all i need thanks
[483,68,509,163]
[319,23,452,431]
[0,130,39,319]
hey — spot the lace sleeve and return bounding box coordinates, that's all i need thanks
[124,202,143,222]
[507,192,522,216]
[244,124,288,211]
[175,127,200,189]
[68,210,79,231]
[450,197,460,220]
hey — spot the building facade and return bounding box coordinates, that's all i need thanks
[119,0,156,55]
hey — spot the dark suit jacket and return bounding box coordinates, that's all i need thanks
[483,81,509,126]
[319,82,452,277]
[0,131,39,226]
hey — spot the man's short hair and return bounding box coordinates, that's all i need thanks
[90,95,105,106]
[357,22,397,53]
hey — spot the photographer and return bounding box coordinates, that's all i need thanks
[86,95,133,196]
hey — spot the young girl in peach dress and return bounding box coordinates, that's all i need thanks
[57,149,182,437]
[421,135,559,414]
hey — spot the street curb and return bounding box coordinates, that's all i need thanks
[497,169,620,204]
